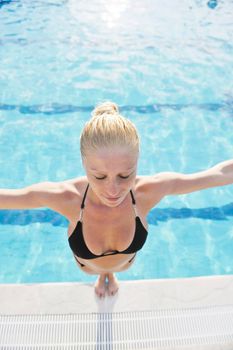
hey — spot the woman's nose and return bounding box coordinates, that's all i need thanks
[105,181,120,196]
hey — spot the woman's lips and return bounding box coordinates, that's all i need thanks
[105,196,120,201]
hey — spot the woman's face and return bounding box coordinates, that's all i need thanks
[83,146,138,207]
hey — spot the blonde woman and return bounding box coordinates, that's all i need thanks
[1,101,233,298]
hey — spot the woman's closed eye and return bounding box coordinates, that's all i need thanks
[95,175,130,180]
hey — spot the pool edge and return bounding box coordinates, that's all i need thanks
[0,274,232,315]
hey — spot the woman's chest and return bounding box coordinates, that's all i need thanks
[66,188,148,255]
[68,210,138,254]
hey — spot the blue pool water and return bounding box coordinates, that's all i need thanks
[0,0,233,284]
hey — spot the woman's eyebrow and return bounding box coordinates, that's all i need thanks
[90,167,135,172]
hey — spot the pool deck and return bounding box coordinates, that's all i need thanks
[0,275,233,349]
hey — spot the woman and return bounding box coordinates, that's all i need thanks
[1,101,233,298]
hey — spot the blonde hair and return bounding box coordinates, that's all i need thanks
[80,101,140,158]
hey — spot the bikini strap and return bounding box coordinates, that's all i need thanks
[79,184,89,221]
[130,189,136,205]
[81,184,89,209]
[130,190,138,217]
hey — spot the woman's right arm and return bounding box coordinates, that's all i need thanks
[0,181,70,211]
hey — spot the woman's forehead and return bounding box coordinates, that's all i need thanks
[84,151,138,172]
[85,147,137,160]
[88,159,137,172]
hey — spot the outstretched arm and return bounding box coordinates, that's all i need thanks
[159,159,233,196]
[0,181,71,212]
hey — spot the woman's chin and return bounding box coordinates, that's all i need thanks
[102,196,123,207]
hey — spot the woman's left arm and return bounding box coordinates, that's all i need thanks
[157,159,233,196]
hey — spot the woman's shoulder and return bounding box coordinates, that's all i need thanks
[53,177,87,219]
[61,176,88,194]
[134,174,168,212]
[134,174,162,190]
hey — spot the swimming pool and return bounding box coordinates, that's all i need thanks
[0,0,233,284]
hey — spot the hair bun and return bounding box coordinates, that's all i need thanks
[92,101,119,118]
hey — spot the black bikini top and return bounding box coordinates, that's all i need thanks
[68,184,148,260]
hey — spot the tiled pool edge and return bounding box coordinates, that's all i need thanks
[0,275,232,315]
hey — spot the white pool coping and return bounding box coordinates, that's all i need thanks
[0,275,232,349]
[0,274,232,314]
